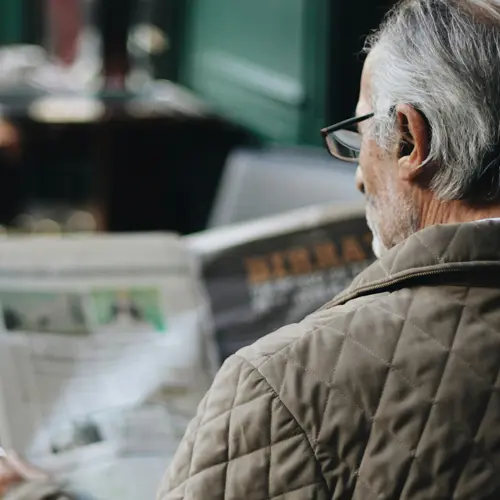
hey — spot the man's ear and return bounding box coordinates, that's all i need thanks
[395,104,430,182]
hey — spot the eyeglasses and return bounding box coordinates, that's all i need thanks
[321,112,374,162]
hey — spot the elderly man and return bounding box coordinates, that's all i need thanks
[158,1,500,498]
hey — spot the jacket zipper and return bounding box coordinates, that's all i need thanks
[328,266,478,308]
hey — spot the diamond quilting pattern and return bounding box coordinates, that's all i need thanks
[159,222,500,499]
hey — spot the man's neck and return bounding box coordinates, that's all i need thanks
[419,197,500,229]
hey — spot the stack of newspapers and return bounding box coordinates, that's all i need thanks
[0,203,374,499]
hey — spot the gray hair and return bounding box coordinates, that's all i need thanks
[366,0,500,201]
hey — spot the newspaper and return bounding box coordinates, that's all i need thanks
[187,203,375,362]
[0,233,214,498]
[0,204,375,498]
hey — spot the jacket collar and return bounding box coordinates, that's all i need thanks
[330,218,500,307]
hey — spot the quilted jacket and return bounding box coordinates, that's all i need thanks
[158,219,500,499]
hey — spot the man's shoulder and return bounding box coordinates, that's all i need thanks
[237,289,398,372]
[159,284,461,498]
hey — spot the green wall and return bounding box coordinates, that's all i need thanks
[179,0,330,146]
[0,0,24,45]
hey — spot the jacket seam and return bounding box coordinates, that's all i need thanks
[371,301,491,388]
[169,431,305,485]
[330,261,500,307]
[234,354,332,498]
[184,392,210,495]
[348,295,411,498]
[411,231,444,267]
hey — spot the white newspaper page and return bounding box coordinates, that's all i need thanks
[0,233,214,495]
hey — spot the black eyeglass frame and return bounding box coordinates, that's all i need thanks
[320,112,375,162]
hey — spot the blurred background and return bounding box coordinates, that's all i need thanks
[0,0,397,237]
[0,4,395,496]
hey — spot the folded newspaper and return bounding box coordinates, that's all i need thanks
[0,203,374,499]
[187,203,375,362]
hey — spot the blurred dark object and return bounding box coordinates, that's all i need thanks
[0,82,250,234]
[328,1,397,130]
[106,113,250,233]
[96,0,137,90]
[150,1,185,81]
[95,0,161,91]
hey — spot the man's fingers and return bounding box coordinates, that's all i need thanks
[2,451,49,481]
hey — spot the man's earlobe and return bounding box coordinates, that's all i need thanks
[398,155,418,181]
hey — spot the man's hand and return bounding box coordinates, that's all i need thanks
[0,448,49,496]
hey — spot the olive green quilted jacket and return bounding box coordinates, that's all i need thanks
[159,220,500,499]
